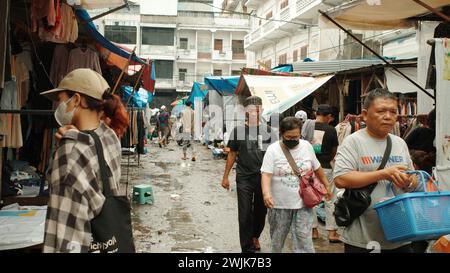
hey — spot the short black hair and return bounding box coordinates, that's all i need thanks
[280,117,302,134]
[243,96,262,107]
[316,104,333,116]
[363,88,397,110]
[186,101,192,107]
[410,150,436,174]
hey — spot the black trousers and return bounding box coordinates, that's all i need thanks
[344,243,413,253]
[236,174,267,253]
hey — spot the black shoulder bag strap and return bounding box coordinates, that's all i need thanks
[280,140,301,178]
[365,134,393,192]
[85,131,114,197]
[378,135,392,171]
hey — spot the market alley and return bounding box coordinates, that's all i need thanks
[122,141,344,253]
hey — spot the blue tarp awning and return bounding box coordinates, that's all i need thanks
[204,76,240,95]
[75,9,146,65]
[271,64,293,73]
[121,86,152,108]
[188,82,208,104]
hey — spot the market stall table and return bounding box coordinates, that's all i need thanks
[0,206,47,251]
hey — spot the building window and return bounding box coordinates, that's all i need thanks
[300,45,308,60]
[214,39,223,53]
[180,38,188,50]
[278,53,287,65]
[179,68,187,81]
[213,69,222,76]
[104,25,136,44]
[232,40,244,54]
[141,27,175,46]
[293,49,298,62]
[231,70,241,76]
[266,11,273,19]
[155,60,174,79]
[280,0,289,10]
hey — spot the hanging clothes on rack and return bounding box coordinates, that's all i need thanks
[39,3,78,44]
[0,52,28,149]
[335,114,365,145]
[50,44,69,86]
[121,108,145,155]
[66,47,102,75]
[31,0,60,33]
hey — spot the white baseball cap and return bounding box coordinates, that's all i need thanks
[295,110,307,122]
[40,68,110,101]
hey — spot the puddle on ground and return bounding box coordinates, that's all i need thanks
[163,203,208,252]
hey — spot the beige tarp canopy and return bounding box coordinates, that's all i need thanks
[320,0,450,30]
[236,75,333,119]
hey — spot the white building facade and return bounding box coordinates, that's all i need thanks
[243,0,387,69]
[91,0,249,104]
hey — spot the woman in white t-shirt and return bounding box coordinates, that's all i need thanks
[261,117,332,253]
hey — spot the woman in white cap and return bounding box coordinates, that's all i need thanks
[40,68,129,252]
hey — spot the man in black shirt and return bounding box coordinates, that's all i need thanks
[222,96,275,253]
[311,104,340,243]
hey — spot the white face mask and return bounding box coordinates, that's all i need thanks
[54,97,76,126]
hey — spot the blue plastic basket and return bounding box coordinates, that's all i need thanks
[373,170,450,243]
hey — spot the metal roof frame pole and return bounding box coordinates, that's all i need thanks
[336,75,346,122]
[412,0,450,22]
[318,10,435,100]
[126,65,146,106]
[112,46,137,94]
[86,2,130,23]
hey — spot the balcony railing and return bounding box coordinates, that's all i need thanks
[197,52,212,59]
[250,28,261,41]
[244,35,250,47]
[232,53,246,60]
[155,78,175,88]
[213,50,233,61]
[262,20,276,34]
[245,1,320,49]
[280,6,291,21]
[177,11,249,20]
[296,0,317,14]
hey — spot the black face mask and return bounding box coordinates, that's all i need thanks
[283,138,299,149]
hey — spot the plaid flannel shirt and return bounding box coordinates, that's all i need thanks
[43,122,122,253]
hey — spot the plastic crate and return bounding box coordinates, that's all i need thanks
[373,171,450,243]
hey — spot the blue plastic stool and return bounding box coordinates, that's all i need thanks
[133,184,154,205]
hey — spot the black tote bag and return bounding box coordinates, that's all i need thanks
[86,131,135,253]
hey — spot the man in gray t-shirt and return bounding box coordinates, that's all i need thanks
[333,89,423,253]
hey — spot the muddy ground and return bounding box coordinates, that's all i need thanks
[119,140,343,253]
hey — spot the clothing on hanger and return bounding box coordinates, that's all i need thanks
[66,47,102,75]
[50,44,69,86]
[39,3,78,43]
[335,121,352,145]
[31,0,60,32]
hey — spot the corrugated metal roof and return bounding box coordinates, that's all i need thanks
[292,59,386,74]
